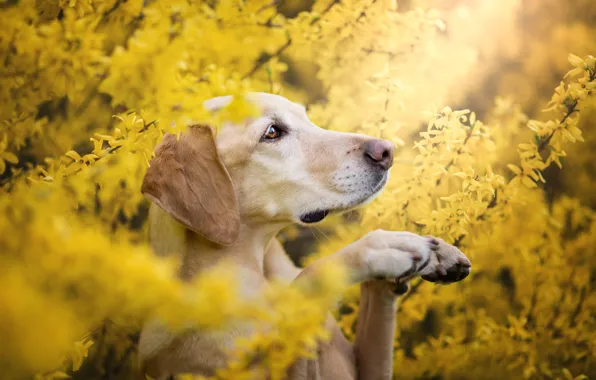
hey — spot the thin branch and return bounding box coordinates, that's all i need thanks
[452,234,465,248]
[361,48,403,59]
[569,286,587,328]
[242,0,340,79]
[108,333,139,377]
[68,119,157,176]
[256,0,281,14]
[243,38,292,79]
[452,188,498,247]
[537,99,578,152]
[436,119,478,186]
[101,0,123,20]
[525,267,541,328]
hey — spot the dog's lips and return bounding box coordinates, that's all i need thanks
[299,209,330,223]
[371,173,388,193]
[298,173,389,224]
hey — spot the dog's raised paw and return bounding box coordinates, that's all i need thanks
[419,237,471,284]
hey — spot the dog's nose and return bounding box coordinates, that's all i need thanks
[363,139,394,170]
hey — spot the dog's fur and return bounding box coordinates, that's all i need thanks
[138,93,471,379]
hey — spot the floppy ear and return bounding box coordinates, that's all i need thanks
[141,124,240,246]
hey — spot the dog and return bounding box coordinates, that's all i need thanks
[138,93,471,379]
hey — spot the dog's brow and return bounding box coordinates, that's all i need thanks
[265,113,290,128]
[296,105,308,118]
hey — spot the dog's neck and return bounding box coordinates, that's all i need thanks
[178,222,284,281]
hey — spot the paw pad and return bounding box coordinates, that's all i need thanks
[421,264,470,283]
[421,237,471,284]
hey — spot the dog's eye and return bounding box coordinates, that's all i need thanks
[261,124,284,141]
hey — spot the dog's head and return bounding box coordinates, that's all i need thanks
[142,93,394,246]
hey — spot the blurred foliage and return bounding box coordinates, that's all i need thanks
[1,0,596,379]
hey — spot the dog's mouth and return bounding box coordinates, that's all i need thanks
[299,210,330,224]
[299,173,388,224]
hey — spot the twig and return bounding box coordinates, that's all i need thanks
[242,0,340,79]
[68,120,157,176]
[537,99,578,152]
[525,268,541,328]
[436,118,478,186]
[108,333,139,378]
[243,37,292,80]
[452,188,498,247]
[569,286,587,329]
[101,0,123,20]
[361,48,403,59]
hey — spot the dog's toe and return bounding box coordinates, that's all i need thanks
[393,282,409,295]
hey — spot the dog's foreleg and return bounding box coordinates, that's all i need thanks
[353,280,404,380]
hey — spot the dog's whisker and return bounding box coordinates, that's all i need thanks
[312,225,331,241]
[307,226,322,243]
